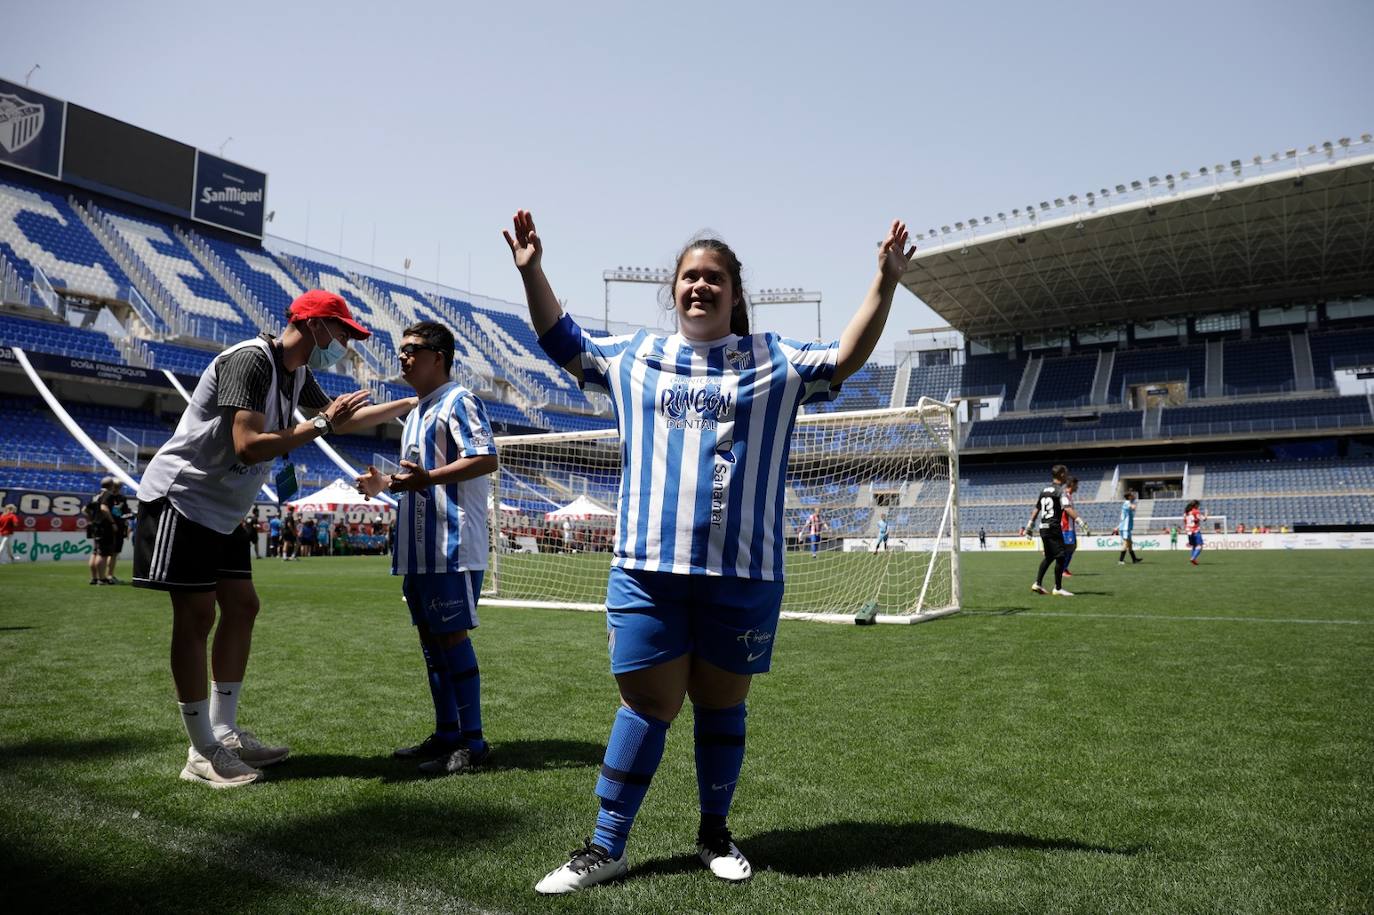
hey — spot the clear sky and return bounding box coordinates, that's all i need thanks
[8,0,1372,352]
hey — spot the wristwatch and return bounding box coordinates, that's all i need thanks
[312,415,332,436]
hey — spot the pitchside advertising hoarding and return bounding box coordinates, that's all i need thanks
[0,490,393,562]
[842,533,1374,552]
[0,78,64,180]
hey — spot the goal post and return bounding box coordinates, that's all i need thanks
[484,399,961,624]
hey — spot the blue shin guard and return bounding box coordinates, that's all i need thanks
[592,706,670,857]
[441,637,484,749]
[419,639,460,743]
[694,703,747,826]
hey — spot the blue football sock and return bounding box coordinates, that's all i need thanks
[592,706,670,858]
[1191,547,1202,561]
[694,702,746,823]
[419,638,460,742]
[442,637,484,748]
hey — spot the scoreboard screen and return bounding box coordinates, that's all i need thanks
[61,105,197,213]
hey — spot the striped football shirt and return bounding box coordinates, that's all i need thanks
[392,382,497,575]
[577,323,841,581]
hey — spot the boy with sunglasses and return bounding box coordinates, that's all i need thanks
[357,321,499,774]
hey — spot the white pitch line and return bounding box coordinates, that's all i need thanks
[1,775,511,915]
[985,610,1369,625]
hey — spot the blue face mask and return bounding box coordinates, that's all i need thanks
[307,324,347,371]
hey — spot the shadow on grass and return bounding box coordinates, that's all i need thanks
[268,738,603,783]
[0,626,34,632]
[0,736,161,770]
[636,819,1139,879]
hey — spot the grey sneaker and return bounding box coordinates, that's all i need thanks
[221,728,290,767]
[179,745,261,789]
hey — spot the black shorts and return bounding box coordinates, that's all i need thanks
[92,525,117,557]
[132,498,252,593]
[1040,532,1065,559]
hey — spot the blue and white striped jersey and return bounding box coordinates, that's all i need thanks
[1120,499,1136,532]
[392,382,497,576]
[579,325,841,581]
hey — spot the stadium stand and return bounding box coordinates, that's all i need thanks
[1309,327,1374,388]
[144,340,220,376]
[0,175,131,300]
[1223,336,1296,395]
[813,363,894,412]
[0,311,123,363]
[1108,342,1207,399]
[1030,354,1097,408]
[966,410,1142,447]
[196,232,303,321]
[4,133,1373,548]
[99,205,258,344]
[1160,395,1372,435]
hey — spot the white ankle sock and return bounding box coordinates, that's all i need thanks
[179,699,219,753]
[210,681,242,740]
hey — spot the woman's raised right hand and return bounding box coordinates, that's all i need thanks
[502,209,543,272]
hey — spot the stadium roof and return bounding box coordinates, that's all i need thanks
[901,136,1374,339]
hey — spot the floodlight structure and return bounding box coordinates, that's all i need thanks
[602,266,674,331]
[752,287,824,342]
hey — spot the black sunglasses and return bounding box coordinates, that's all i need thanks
[399,343,443,358]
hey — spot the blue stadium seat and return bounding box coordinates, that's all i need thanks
[0,175,132,300]
[1031,354,1097,408]
[0,312,123,363]
[1223,336,1295,395]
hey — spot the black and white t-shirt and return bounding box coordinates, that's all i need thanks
[138,336,332,534]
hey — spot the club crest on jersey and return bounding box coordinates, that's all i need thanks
[725,347,752,370]
[660,380,735,430]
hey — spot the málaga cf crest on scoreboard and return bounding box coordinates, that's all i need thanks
[0,94,44,154]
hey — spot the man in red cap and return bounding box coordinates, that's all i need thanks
[134,290,417,788]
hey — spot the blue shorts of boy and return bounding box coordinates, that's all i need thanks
[403,571,484,633]
[605,567,784,676]
[1188,532,1203,548]
[1062,527,1077,546]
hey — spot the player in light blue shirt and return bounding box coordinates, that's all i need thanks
[872,514,890,553]
[357,321,498,775]
[1116,490,1142,564]
[507,210,915,893]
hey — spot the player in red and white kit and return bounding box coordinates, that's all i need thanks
[1183,500,1207,565]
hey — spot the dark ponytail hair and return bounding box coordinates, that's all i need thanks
[666,235,750,336]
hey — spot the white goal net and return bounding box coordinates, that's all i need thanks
[485,399,960,624]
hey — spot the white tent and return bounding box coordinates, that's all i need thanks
[289,479,392,513]
[545,495,615,520]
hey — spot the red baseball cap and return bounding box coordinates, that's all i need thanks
[288,289,371,339]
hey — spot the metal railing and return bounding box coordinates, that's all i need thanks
[125,285,166,335]
[31,264,62,319]
[1160,414,1374,437]
[0,251,33,307]
[176,226,281,335]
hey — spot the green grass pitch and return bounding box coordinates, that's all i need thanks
[1,549,1370,913]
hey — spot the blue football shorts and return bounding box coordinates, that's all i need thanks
[402,571,483,634]
[1188,532,1203,548]
[604,566,784,676]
